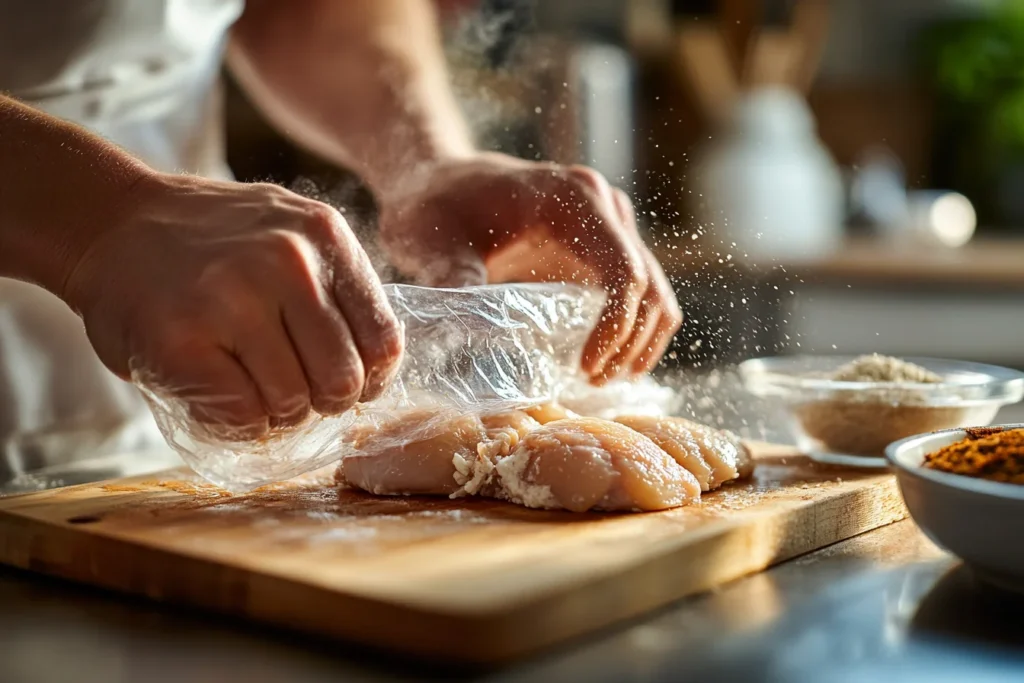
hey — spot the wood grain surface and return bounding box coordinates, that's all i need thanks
[0,445,906,663]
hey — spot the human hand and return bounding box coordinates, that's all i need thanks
[62,173,404,438]
[377,152,682,382]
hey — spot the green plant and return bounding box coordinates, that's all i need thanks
[924,1,1024,153]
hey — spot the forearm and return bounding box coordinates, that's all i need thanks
[0,95,151,301]
[228,0,474,202]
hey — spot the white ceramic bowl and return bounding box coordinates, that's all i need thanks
[886,425,1024,591]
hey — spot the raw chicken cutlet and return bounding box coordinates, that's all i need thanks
[525,404,753,489]
[336,402,750,513]
[493,417,701,512]
[337,408,703,512]
[614,415,753,490]
[336,409,539,497]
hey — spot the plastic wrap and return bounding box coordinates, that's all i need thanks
[135,283,605,491]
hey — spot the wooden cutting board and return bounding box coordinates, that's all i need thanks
[0,445,906,663]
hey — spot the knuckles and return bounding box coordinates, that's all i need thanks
[565,165,609,195]
[664,302,684,332]
[262,230,322,281]
[248,181,300,208]
[302,202,348,245]
[195,230,323,305]
[617,259,651,299]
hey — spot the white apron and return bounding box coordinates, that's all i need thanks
[0,0,244,482]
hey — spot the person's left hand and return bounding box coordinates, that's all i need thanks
[377,152,682,383]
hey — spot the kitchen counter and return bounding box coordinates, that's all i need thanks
[774,237,1024,289]
[653,237,1024,368]
[657,237,1024,289]
[2,464,1023,682]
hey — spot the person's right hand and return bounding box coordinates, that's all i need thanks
[61,172,404,439]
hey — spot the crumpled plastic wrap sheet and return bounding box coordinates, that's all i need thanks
[135,283,619,491]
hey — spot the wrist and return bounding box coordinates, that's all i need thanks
[0,95,156,305]
[57,164,160,314]
[342,50,478,203]
[364,143,476,206]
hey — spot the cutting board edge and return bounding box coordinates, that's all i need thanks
[0,476,909,663]
[0,472,901,616]
[443,477,909,660]
[334,474,905,615]
[0,511,512,663]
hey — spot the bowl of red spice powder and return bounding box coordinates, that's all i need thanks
[887,425,1024,592]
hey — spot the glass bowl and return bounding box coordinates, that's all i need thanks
[738,355,1024,467]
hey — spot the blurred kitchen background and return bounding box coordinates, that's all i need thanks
[223,0,1024,379]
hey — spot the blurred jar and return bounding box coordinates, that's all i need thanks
[849,147,977,249]
[696,87,844,262]
[903,190,977,248]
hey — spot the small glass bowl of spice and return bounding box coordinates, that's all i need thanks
[739,354,1024,467]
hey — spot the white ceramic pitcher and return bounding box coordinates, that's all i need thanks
[696,86,844,262]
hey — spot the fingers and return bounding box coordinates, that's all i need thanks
[230,314,312,428]
[632,253,683,374]
[156,343,269,441]
[303,205,405,402]
[599,292,661,382]
[281,283,366,416]
[204,224,368,417]
[598,189,683,378]
[598,188,658,379]
[541,166,649,378]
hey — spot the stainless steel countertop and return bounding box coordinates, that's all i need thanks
[2,468,1024,682]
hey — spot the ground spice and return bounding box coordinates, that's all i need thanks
[828,354,942,384]
[923,427,1024,484]
[796,402,968,457]
[795,354,969,457]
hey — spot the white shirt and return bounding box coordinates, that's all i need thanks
[0,0,244,481]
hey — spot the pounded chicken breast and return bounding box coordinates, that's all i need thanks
[492,418,701,512]
[336,409,540,497]
[336,409,745,513]
[615,415,753,490]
